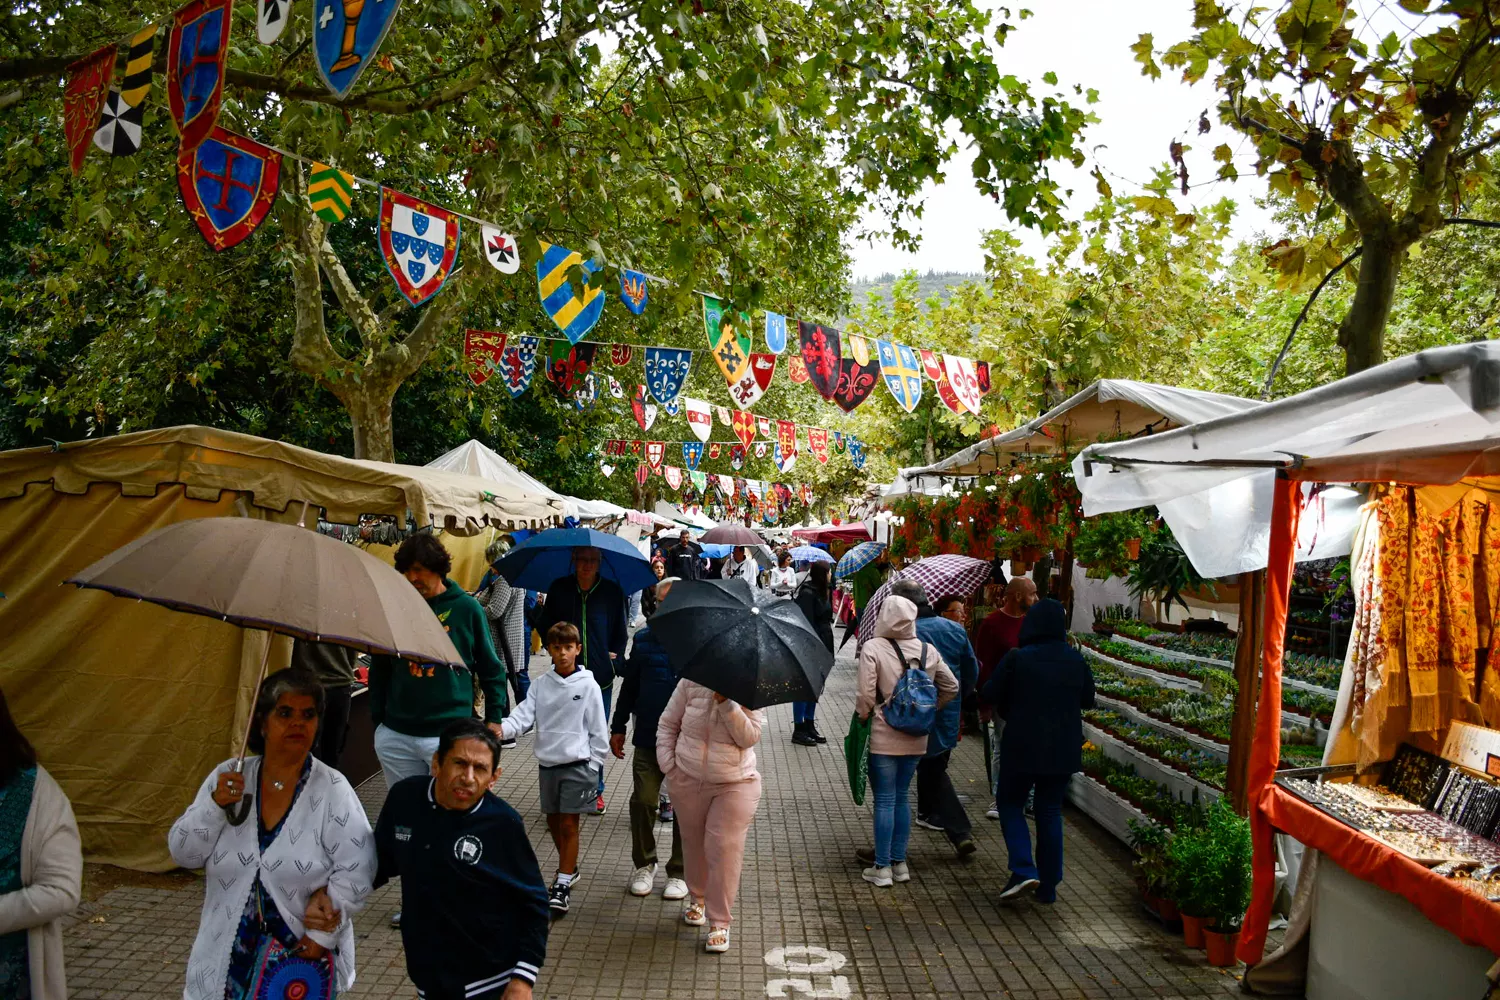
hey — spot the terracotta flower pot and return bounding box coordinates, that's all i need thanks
[1009,559,1030,575]
[1157,896,1180,922]
[1125,537,1142,560]
[1181,912,1206,949]
[1203,927,1239,967]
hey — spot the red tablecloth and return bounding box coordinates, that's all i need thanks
[1260,783,1500,955]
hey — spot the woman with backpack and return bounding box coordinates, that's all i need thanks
[854,594,958,887]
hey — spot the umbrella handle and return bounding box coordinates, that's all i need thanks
[224,629,276,826]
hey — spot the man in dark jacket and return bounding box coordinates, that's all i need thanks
[375,719,549,999]
[982,599,1095,904]
[535,546,628,811]
[610,586,687,901]
[663,529,702,581]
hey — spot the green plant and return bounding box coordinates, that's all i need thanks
[1164,820,1211,916]
[1128,527,1215,616]
[1128,820,1174,896]
[1197,799,1253,933]
[1075,509,1156,578]
[1093,603,1137,624]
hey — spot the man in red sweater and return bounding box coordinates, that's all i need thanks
[974,578,1038,818]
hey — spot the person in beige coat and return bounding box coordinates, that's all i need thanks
[656,679,764,954]
[0,689,82,1000]
[854,595,958,887]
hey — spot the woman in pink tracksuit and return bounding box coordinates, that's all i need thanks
[656,679,764,954]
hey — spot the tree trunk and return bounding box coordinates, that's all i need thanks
[345,384,398,462]
[1336,236,1404,375]
[1227,570,1266,815]
[924,425,936,465]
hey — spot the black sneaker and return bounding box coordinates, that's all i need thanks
[998,873,1040,900]
[548,882,571,916]
[792,722,818,746]
[855,847,875,865]
[954,838,978,860]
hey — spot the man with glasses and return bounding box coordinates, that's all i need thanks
[535,547,627,814]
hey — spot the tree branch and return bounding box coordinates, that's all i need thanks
[282,162,350,394]
[1261,247,1362,400]
[316,239,385,354]
[1455,130,1500,163]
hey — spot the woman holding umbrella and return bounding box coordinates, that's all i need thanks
[171,669,376,1000]
[790,561,835,747]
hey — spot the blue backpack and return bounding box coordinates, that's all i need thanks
[880,638,939,736]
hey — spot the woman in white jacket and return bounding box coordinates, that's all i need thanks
[0,689,81,1000]
[170,668,376,1000]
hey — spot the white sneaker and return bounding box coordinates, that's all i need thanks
[986,807,1000,820]
[628,864,655,896]
[862,865,893,887]
[892,861,911,883]
[662,877,689,900]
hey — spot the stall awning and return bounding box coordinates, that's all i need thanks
[425,439,625,521]
[0,425,565,531]
[792,523,872,544]
[911,379,1260,478]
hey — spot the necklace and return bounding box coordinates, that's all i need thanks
[270,779,285,791]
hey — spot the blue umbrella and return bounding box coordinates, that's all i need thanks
[790,545,834,565]
[836,540,887,579]
[699,542,734,559]
[493,527,657,594]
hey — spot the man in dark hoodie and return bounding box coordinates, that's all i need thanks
[982,598,1095,904]
[610,578,687,901]
[369,532,509,926]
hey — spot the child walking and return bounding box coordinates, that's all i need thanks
[501,621,610,917]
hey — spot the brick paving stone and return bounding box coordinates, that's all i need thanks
[62,630,1269,998]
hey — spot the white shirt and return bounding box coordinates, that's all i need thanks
[500,667,610,768]
[767,566,797,595]
[722,555,758,589]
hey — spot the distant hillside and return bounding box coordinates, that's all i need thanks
[847,270,983,312]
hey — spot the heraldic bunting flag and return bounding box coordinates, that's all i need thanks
[463,330,506,387]
[537,241,607,343]
[610,343,633,367]
[498,336,539,398]
[481,227,520,273]
[764,312,788,354]
[798,321,842,401]
[729,354,776,411]
[619,269,649,315]
[685,398,713,443]
[832,357,880,414]
[704,294,751,384]
[314,0,404,98]
[167,0,232,153]
[807,427,830,465]
[63,44,114,175]
[309,162,354,224]
[380,187,460,306]
[257,0,290,44]
[875,339,923,413]
[731,412,756,449]
[177,127,282,251]
[93,25,155,158]
[631,385,658,432]
[547,342,596,397]
[682,441,704,471]
[643,347,692,406]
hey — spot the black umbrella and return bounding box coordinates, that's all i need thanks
[652,577,835,709]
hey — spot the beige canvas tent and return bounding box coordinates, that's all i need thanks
[0,425,563,870]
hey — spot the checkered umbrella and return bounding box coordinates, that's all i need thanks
[835,540,886,579]
[855,554,993,648]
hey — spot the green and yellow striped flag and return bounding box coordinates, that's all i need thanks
[308,162,354,224]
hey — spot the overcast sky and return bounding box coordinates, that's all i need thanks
[848,0,1279,280]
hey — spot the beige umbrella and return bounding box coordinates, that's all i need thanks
[66,515,462,821]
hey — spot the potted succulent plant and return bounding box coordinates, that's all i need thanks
[1198,800,1253,967]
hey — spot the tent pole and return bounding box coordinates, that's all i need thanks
[1227,569,1266,815]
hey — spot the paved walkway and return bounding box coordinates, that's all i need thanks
[63,636,1252,999]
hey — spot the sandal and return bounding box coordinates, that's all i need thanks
[682,899,707,927]
[705,926,731,953]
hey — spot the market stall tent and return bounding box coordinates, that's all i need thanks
[425,438,626,522]
[0,425,563,870]
[1077,343,1500,976]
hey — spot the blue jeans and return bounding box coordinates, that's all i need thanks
[869,753,921,867]
[998,771,1070,899]
[628,591,642,623]
[792,701,816,723]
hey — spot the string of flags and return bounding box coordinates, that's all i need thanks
[58,0,997,421]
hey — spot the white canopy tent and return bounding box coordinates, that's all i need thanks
[653,500,714,531]
[426,439,627,522]
[909,379,1260,478]
[1071,345,1500,577]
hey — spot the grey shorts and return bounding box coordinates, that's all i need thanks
[538,761,599,814]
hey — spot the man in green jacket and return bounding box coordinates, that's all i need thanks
[369,532,508,929]
[369,533,508,795]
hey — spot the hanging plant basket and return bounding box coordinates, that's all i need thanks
[1009,559,1031,576]
[1125,537,1142,560]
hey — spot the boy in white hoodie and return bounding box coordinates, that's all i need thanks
[501,621,610,917]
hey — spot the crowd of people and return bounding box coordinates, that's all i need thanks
[0,524,1101,1000]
